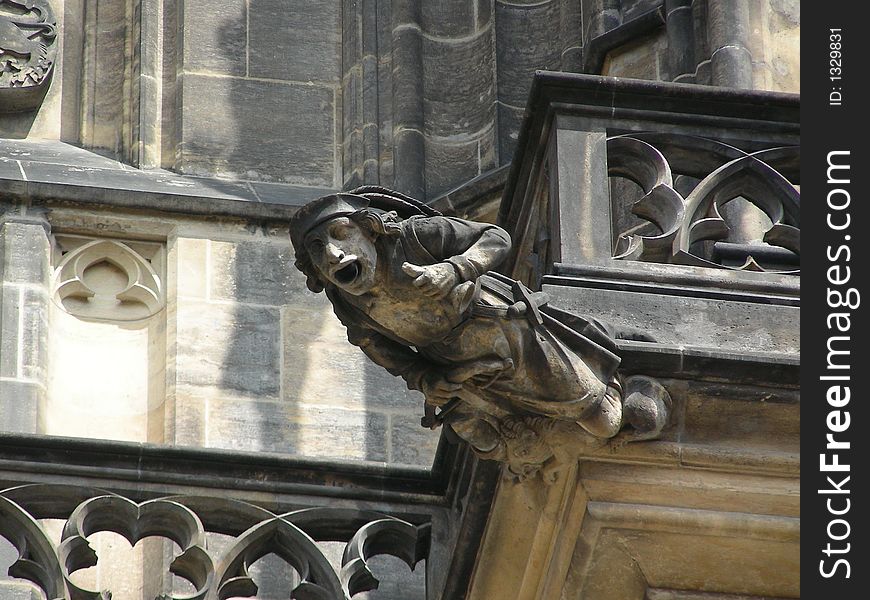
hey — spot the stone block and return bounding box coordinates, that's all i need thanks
[176,301,281,397]
[1,221,49,285]
[393,129,425,199]
[182,0,247,76]
[770,0,800,26]
[342,67,362,138]
[769,56,799,93]
[342,131,364,187]
[360,0,379,57]
[603,34,662,79]
[479,127,498,173]
[544,285,799,355]
[494,1,561,106]
[559,0,582,46]
[0,284,20,378]
[477,0,493,29]
[390,414,441,466]
[561,45,583,72]
[248,182,333,206]
[0,158,24,181]
[281,306,424,412]
[763,0,800,93]
[361,54,379,124]
[175,238,207,299]
[363,121,379,167]
[425,137,481,199]
[707,0,751,50]
[391,27,424,130]
[168,392,206,446]
[0,139,123,169]
[43,311,166,444]
[693,59,712,86]
[345,128,364,173]
[0,380,40,433]
[681,382,799,453]
[375,0,393,56]
[179,75,335,186]
[422,0,476,37]
[342,0,361,72]
[578,460,798,517]
[422,31,495,139]
[666,2,695,80]
[711,45,753,89]
[610,176,647,238]
[497,103,524,168]
[378,153,394,191]
[205,397,388,461]
[15,160,261,206]
[0,581,41,600]
[210,240,303,306]
[19,287,48,382]
[249,0,341,84]
[377,55,394,129]
[80,0,128,156]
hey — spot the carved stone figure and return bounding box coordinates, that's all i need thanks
[290,187,670,481]
[0,0,57,111]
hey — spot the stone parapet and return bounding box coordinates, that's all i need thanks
[462,72,801,600]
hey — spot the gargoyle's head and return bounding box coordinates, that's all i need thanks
[290,193,400,295]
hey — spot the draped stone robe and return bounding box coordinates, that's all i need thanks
[324,216,621,437]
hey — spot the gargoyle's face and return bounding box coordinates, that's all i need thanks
[304,217,378,295]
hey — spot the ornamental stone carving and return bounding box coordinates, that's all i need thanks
[289,187,671,482]
[609,133,800,274]
[0,0,57,112]
[51,235,165,321]
[1,485,430,599]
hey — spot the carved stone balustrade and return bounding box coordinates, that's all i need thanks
[0,484,431,599]
[0,433,497,600]
[500,72,799,356]
[0,72,801,600]
[459,73,801,600]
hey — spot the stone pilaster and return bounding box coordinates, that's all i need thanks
[391,0,426,198]
[0,208,51,434]
[707,0,754,89]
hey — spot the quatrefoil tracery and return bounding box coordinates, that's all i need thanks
[52,239,164,321]
[608,133,800,274]
[0,486,431,600]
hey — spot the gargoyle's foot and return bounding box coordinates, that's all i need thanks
[611,375,672,447]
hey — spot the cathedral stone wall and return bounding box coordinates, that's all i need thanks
[1,1,799,598]
[602,0,799,92]
[0,191,438,467]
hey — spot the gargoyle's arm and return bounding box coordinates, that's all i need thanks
[409,217,511,281]
[324,286,426,389]
[345,325,428,391]
[326,291,427,390]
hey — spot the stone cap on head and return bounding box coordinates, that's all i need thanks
[289,193,370,251]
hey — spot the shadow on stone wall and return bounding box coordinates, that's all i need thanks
[208,2,438,469]
[207,6,307,463]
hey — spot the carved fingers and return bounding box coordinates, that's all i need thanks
[402,261,459,299]
[421,371,463,407]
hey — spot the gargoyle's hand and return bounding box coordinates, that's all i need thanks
[402,262,459,299]
[421,371,463,407]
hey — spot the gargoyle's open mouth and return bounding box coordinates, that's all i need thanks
[334,261,360,285]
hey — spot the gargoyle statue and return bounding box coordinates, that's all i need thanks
[289,187,670,482]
